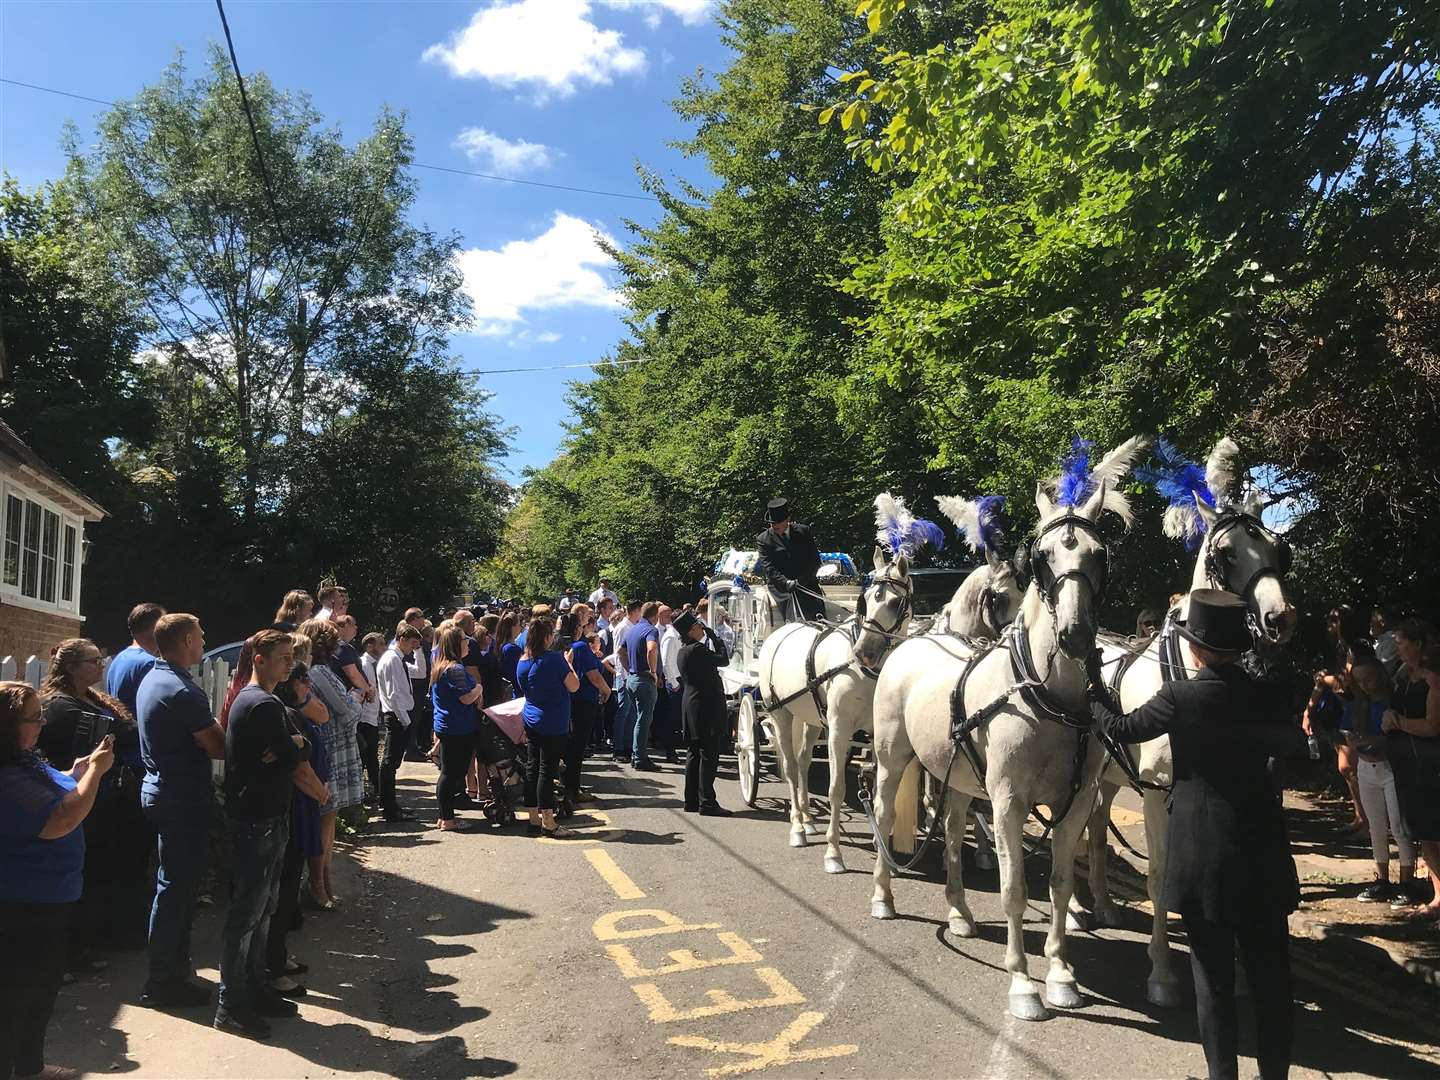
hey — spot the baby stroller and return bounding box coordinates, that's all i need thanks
[475,699,574,823]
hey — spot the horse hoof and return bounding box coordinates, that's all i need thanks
[1045,979,1084,1010]
[1093,905,1124,929]
[805,821,823,835]
[1065,910,1091,933]
[823,856,845,875]
[1008,992,1050,1022]
[1146,979,1182,1008]
[948,915,977,939]
[789,831,807,848]
[870,900,896,920]
[974,851,996,872]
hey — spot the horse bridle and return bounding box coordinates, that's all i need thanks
[855,570,914,640]
[1202,512,1292,614]
[1028,513,1109,613]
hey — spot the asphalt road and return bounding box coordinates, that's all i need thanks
[47,754,1440,1079]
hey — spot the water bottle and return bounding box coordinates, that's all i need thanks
[1307,735,1321,760]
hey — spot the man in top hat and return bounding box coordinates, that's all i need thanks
[673,611,732,816]
[755,497,825,622]
[1085,589,1307,1080]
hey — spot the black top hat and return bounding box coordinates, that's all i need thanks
[673,611,701,638]
[765,497,791,523]
[1175,589,1251,654]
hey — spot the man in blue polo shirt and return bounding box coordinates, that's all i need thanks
[624,602,662,771]
[135,613,226,1009]
[106,602,165,717]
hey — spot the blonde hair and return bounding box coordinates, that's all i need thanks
[290,633,313,667]
[431,624,468,686]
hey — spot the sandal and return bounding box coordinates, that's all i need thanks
[541,823,573,839]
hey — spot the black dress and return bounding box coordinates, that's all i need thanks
[1388,673,1440,842]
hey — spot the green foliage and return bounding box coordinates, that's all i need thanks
[5,50,508,643]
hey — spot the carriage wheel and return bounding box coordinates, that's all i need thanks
[736,694,762,807]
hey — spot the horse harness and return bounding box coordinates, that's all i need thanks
[1202,511,1292,638]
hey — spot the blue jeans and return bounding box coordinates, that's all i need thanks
[612,672,636,759]
[219,815,287,1012]
[626,674,659,765]
[143,797,213,990]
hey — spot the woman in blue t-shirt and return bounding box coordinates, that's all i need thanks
[515,618,579,837]
[498,613,523,695]
[0,680,115,1080]
[431,625,484,831]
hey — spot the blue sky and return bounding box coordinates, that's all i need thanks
[1,0,731,479]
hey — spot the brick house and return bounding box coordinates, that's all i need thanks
[0,419,106,664]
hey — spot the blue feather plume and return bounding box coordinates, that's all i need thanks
[910,517,947,555]
[1055,438,1094,508]
[874,492,945,561]
[1133,437,1215,550]
[974,495,1006,553]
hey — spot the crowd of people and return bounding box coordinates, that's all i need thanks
[0,581,740,1073]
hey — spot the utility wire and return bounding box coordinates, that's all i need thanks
[463,359,645,376]
[2,76,661,205]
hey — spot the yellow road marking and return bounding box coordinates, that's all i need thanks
[669,1010,859,1076]
[585,849,647,900]
[594,908,720,941]
[1110,805,1144,827]
[605,931,762,979]
[631,965,806,1023]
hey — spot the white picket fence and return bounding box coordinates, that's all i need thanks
[0,654,233,720]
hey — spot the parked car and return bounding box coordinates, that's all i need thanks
[203,640,244,670]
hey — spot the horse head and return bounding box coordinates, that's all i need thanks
[854,546,914,669]
[1032,481,1112,660]
[936,493,1023,638]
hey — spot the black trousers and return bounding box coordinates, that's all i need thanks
[0,901,71,1078]
[1181,907,1293,1080]
[378,711,410,812]
[435,733,476,819]
[524,732,567,811]
[356,722,381,799]
[265,836,305,976]
[408,684,434,757]
[566,699,599,796]
[685,721,726,810]
[659,684,684,757]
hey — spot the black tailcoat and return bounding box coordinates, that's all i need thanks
[1090,664,1305,923]
[755,523,824,620]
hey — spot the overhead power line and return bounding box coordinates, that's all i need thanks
[463,359,645,376]
[1,76,660,205]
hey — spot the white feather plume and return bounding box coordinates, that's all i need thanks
[873,491,912,553]
[1089,434,1152,529]
[1163,504,1206,545]
[936,496,981,553]
[1205,437,1242,505]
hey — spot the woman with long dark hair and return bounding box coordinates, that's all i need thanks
[297,619,361,908]
[40,639,152,966]
[430,624,484,831]
[0,680,114,1080]
[516,617,579,837]
[1382,619,1440,916]
[273,590,315,631]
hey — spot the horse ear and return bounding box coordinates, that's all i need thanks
[1194,493,1218,529]
[985,548,1004,571]
[1080,478,1109,520]
[1242,488,1264,518]
[1034,481,1055,520]
[872,545,887,571]
[894,554,909,577]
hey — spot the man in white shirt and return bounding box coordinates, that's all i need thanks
[588,579,619,609]
[375,623,425,821]
[607,600,639,762]
[657,605,683,764]
[358,633,385,807]
[595,597,616,633]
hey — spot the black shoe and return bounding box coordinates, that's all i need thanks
[254,991,300,1017]
[632,760,661,772]
[611,755,628,764]
[699,804,734,817]
[268,978,308,999]
[1358,881,1394,903]
[683,805,699,813]
[383,807,416,822]
[141,978,212,1008]
[664,753,680,764]
[362,795,380,809]
[214,1005,271,1039]
[450,795,483,811]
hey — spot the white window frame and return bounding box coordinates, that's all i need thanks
[0,476,85,617]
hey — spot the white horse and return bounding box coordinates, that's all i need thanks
[937,494,1025,640]
[870,438,1147,1021]
[1076,438,1298,1008]
[759,545,918,869]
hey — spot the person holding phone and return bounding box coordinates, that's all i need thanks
[1,680,115,1080]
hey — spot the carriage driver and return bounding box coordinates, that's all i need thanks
[1085,589,1308,1080]
[755,497,825,623]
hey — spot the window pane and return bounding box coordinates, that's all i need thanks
[61,524,77,603]
[2,495,19,587]
[21,501,40,598]
[40,510,58,603]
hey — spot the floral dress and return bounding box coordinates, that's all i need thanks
[310,663,363,811]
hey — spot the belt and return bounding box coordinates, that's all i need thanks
[629,672,656,681]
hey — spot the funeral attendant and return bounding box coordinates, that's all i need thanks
[674,611,732,816]
[1085,589,1306,1080]
[755,497,825,621]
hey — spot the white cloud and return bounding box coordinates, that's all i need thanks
[456,212,619,336]
[423,0,646,99]
[452,128,557,173]
[536,331,563,343]
[601,0,712,26]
